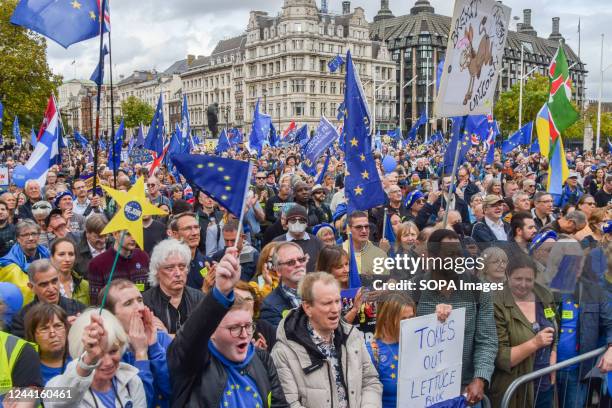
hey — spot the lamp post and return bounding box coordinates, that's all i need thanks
[596,34,612,151]
[518,44,538,130]
[424,57,435,143]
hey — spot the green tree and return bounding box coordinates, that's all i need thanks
[494,74,549,136]
[120,96,154,129]
[0,0,63,140]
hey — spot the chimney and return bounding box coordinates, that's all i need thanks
[342,1,350,14]
[549,17,564,41]
[523,9,531,27]
[374,0,394,22]
[187,54,195,66]
[519,8,537,36]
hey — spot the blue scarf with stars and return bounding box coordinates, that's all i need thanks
[208,340,264,408]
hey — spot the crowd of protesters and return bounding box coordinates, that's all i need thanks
[0,137,611,408]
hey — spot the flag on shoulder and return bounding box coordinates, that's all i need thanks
[172,154,252,217]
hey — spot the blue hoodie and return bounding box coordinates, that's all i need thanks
[122,330,173,408]
[208,340,264,408]
[0,243,50,270]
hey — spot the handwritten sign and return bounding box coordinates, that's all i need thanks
[434,0,511,116]
[398,308,465,407]
[0,166,8,188]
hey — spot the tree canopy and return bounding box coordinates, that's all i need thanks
[120,96,154,129]
[0,0,62,139]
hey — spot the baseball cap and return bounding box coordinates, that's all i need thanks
[483,194,504,207]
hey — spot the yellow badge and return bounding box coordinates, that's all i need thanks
[544,308,555,319]
[135,283,145,292]
[562,310,574,320]
[200,267,209,278]
[281,309,290,318]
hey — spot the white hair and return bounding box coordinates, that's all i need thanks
[148,238,192,287]
[68,308,128,360]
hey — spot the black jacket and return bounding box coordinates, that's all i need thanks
[471,219,511,249]
[260,286,296,328]
[167,290,288,408]
[10,296,86,338]
[74,233,93,279]
[142,285,204,335]
[415,194,470,231]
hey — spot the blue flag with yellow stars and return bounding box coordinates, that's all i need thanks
[144,93,164,157]
[343,50,385,213]
[11,0,110,49]
[172,154,252,218]
[442,117,471,175]
[107,119,124,170]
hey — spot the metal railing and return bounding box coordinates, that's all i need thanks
[501,346,607,408]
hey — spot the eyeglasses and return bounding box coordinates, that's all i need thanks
[288,218,307,224]
[225,323,256,338]
[146,183,157,188]
[37,322,66,337]
[19,232,39,238]
[351,224,370,230]
[278,254,309,267]
[256,177,266,180]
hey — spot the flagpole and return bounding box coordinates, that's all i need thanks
[382,208,388,241]
[92,0,107,195]
[107,6,118,189]
[442,116,466,229]
[233,161,253,249]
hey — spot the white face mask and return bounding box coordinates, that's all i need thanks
[288,221,307,234]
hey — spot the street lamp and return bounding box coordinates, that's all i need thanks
[518,43,538,130]
[373,76,391,135]
[424,57,435,143]
[597,34,612,151]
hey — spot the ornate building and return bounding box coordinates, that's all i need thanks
[370,0,587,133]
[179,0,397,135]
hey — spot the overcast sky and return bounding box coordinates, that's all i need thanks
[46,0,612,100]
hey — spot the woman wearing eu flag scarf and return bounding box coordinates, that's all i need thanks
[167,247,288,408]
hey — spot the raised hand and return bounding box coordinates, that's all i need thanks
[215,247,241,296]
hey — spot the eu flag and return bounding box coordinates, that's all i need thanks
[13,116,22,147]
[294,124,309,147]
[269,123,279,147]
[248,99,271,156]
[328,54,345,73]
[343,50,385,213]
[215,128,231,154]
[145,94,164,156]
[30,127,37,147]
[181,94,191,149]
[229,128,243,145]
[465,115,490,143]
[502,122,533,154]
[107,119,123,170]
[442,117,470,175]
[11,0,110,49]
[384,213,396,244]
[301,116,338,176]
[74,130,89,147]
[90,45,108,86]
[172,154,252,217]
[135,124,145,148]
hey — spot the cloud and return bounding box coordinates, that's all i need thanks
[45,0,612,100]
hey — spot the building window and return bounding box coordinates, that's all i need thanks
[310,102,316,116]
[310,80,316,93]
[292,102,305,116]
[331,82,337,94]
[320,102,327,117]
[320,81,327,94]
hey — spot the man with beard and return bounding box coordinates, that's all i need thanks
[509,212,538,254]
[409,229,497,408]
[10,259,85,338]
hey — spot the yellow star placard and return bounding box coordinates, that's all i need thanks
[101,177,167,249]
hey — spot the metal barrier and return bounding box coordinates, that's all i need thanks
[500,346,607,408]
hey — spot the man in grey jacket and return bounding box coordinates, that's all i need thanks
[272,272,382,408]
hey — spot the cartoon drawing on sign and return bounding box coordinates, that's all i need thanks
[457,18,493,105]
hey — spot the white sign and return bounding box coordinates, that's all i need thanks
[434,0,511,117]
[0,166,8,187]
[397,308,466,408]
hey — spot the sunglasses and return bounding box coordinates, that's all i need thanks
[278,255,309,267]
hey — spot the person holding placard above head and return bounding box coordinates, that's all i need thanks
[489,255,557,408]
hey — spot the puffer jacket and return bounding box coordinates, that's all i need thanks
[45,360,146,407]
[271,307,382,408]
